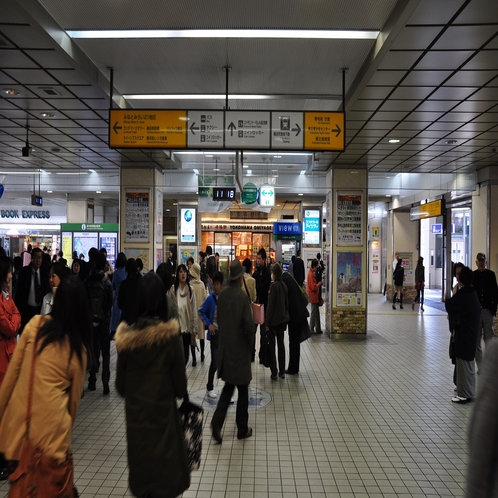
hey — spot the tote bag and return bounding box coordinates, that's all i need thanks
[252,303,265,325]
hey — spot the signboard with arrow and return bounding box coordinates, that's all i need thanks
[109,109,344,151]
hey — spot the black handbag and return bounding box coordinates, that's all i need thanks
[299,320,311,343]
[178,400,204,472]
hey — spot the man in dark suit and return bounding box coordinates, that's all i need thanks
[293,250,305,287]
[14,247,50,333]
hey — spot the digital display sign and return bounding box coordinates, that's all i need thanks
[213,187,236,201]
[180,208,196,243]
[304,209,320,245]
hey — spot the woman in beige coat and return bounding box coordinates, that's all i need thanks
[0,277,92,492]
[189,263,208,364]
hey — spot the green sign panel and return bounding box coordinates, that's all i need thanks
[61,223,119,232]
[241,182,258,204]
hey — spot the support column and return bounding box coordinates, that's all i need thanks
[67,198,94,223]
[330,169,368,334]
[120,167,163,273]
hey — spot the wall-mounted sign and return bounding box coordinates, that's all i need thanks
[431,223,443,234]
[124,189,150,243]
[180,208,196,243]
[273,222,301,236]
[259,185,275,207]
[336,192,363,246]
[303,209,320,245]
[212,187,236,201]
[201,223,273,233]
[1,209,51,219]
[410,199,443,221]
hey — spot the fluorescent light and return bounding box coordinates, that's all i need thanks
[0,171,43,175]
[96,191,102,194]
[47,190,53,193]
[125,93,341,101]
[67,29,379,40]
[388,139,400,144]
[298,193,304,196]
[244,152,312,156]
[193,169,200,175]
[89,169,96,173]
[174,151,234,155]
[243,165,249,169]
[300,170,307,175]
[55,172,88,175]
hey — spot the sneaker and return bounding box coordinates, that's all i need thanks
[206,390,217,399]
[230,396,235,404]
[451,396,472,404]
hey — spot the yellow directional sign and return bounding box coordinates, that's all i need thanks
[304,112,344,151]
[109,109,187,148]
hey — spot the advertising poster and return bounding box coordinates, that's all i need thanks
[336,252,362,307]
[180,208,196,243]
[179,246,197,265]
[125,189,150,243]
[337,191,363,246]
[126,248,150,272]
[73,232,99,261]
[398,251,414,285]
[303,209,320,245]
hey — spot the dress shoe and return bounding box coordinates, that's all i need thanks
[103,383,110,395]
[237,427,253,440]
[270,374,278,381]
[392,304,396,310]
[192,358,197,367]
[201,353,205,362]
[211,424,222,444]
[88,383,96,391]
[285,369,298,375]
[279,373,285,379]
[400,304,404,309]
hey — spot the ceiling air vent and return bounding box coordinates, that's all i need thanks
[39,87,61,96]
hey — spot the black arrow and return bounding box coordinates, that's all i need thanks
[228,121,236,136]
[113,122,122,134]
[292,123,301,136]
[189,122,199,135]
[333,124,342,137]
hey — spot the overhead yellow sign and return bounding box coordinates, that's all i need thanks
[304,112,345,151]
[410,199,443,220]
[109,109,187,148]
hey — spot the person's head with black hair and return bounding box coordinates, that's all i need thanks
[0,256,13,291]
[156,262,172,292]
[459,266,474,287]
[187,256,195,268]
[174,264,192,296]
[137,273,169,322]
[49,262,69,292]
[99,247,107,256]
[115,252,127,269]
[242,258,252,274]
[206,245,213,256]
[88,247,99,262]
[36,276,92,367]
[212,271,224,295]
[454,261,465,281]
[136,258,144,272]
[94,251,107,272]
[125,258,139,277]
[13,256,22,272]
[311,259,318,269]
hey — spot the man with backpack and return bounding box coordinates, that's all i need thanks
[85,250,113,394]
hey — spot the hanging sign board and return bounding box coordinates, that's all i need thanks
[410,199,444,221]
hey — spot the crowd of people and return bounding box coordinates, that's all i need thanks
[1,243,497,496]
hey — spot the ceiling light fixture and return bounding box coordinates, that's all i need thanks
[124,93,342,101]
[445,140,458,145]
[2,89,21,96]
[388,139,400,144]
[67,29,379,40]
[55,172,88,175]
[298,193,303,196]
[96,191,102,194]
[47,190,53,193]
[40,112,55,118]
[89,169,96,173]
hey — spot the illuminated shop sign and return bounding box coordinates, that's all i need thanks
[1,209,50,219]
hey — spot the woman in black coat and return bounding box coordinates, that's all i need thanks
[115,273,189,498]
[445,266,481,404]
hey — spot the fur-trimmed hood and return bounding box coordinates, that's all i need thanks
[115,317,180,354]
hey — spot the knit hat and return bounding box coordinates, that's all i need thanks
[190,263,201,280]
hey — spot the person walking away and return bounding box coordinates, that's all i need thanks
[413,257,425,312]
[265,263,289,380]
[110,252,127,340]
[445,266,481,403]
[392,258,405,309]
[169,264,198,365]
[316,253,325,302]
[199,271,224,398]
[41,262,69,316]
[189,263,208,362]
[288,255,295,278]
[293,250,305,288]
[252,248,271,362]
[473,252,498,371]
[307,259,322,334]
[210,259,254,443]
[85,251,113,394]
[14,247,50,334]
[0,256,21,480]
[205,245,217,291]
[453,262,465,295]
[115,273,190,498]
[198,251,208,288]
[0,277,92,495]
[282,271,309,375]
[118,258,142,326]
[241,258,256,361]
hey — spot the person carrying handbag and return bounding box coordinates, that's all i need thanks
[0,277,92,497]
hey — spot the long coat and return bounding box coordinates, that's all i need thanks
[190,278,208,340]
[445,285,481,361]
[115,317,190,498]
[0,290,21,384]
[0,315,86,462]
[217,280,254,385]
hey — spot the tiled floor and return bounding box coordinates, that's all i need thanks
[1,293,475,497]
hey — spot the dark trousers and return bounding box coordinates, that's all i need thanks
[287,321,301,373]
[212,383,249,438]
[206,334,219,391]
[257,321,267,361]
[182,333,191,365]
[89,321,110,387]
[269,324,286,376]
[415,288,424,306]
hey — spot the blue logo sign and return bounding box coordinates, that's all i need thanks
[184,210,193,222]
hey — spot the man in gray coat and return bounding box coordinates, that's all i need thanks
[211,259,254,443]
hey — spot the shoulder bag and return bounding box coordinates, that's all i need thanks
[244,278,265,324]
[178,399,204,472]
[8,317,78,498]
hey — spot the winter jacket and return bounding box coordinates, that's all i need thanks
[118,273,142,326]
[115,317,189,498]
[0,290,21,384]
[265,278,289,328]
[306,268,320,304]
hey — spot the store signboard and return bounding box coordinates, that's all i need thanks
[273,222,301,236]
[303,209,320,245]
[180,208,196,243]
